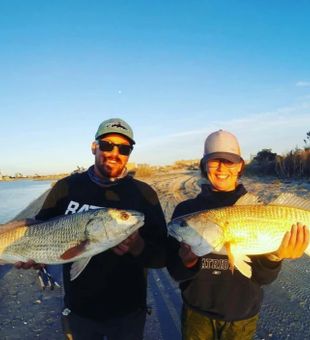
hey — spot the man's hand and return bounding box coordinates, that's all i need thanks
[179,242,199,268]
[267,223,309,261]
[112,230,145,257]
[14,260,44,270]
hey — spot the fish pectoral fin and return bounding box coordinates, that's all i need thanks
[225,243,252,278]
[70,257,92,281]
[224,242,235,273]
[234,255,252,278]
[60,240,89,260]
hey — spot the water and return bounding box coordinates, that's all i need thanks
[0,179,53,223]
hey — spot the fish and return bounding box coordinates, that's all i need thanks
[0,208,144,280]
[168,193,310,278]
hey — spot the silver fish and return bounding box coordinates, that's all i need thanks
[0,208,144,280]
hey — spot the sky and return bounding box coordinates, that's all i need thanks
[0,0,310,176]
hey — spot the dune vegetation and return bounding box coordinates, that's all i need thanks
[245,131,310,178]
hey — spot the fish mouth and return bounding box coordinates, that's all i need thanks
[167,226,183,242]
[167,225,177,236]
[167,219,188,242]
[169,217,188,228]
[130,214,145,229]
[134,218,145,229]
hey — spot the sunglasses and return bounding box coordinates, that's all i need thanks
[97,140,133,156]
[207,159,239,169]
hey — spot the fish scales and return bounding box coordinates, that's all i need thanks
[168,193,310,278]
[187,205,310,254]
[3,214,89,262]
[207,205,309,230]
[0,208,145,265]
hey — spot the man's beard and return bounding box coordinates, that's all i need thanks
[98,157,125,179]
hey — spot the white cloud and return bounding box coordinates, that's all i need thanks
[133,101,310,165]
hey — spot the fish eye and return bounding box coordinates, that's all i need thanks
[120,212,129,220]
[180,220,187,227]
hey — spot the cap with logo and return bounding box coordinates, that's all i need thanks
[95,118,135,145]
[202,129,243,163]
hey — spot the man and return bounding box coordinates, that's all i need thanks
[16,118,167,340]
[167,129,309,340]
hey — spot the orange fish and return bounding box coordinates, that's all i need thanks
[168,193,310,278]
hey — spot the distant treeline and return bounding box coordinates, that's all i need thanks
[245,131,310,178]
[245,149,310,178]
[133,151,310,180]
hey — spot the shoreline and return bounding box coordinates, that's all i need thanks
[1,168,310,183]
[0,174,69,182]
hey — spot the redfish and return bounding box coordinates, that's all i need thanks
[168,193,310,278]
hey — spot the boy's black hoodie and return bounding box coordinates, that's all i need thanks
[167,184,281,321]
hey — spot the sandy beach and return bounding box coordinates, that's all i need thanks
[1,170,309,339]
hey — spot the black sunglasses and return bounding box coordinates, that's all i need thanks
[98,140,133,156]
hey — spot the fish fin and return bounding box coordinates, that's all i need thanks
[224,242,235,273]
[60,240,89,260]
[234,193,263,206]
[0,219,35,234]
[234,255,252,278]
[226,243,252,278]
[70,257,92,281]
[269,193,310,210]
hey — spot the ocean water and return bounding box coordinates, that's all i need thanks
[0,180,53,224]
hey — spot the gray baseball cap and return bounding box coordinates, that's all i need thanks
[95,118,135,144]
[202,129,243,163]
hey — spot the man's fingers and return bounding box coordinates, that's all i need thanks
[23,261,37,269]
[121,231,139,246]
[112,243,130,256]
[128,230,139,241]
[15,260,39,269]
[112,231,143,256]
[112,248,124,256]
[14,261,24,269]
[180,242,191,251]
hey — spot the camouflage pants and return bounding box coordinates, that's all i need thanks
[181,305,258,340]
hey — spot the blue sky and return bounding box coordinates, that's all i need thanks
[1,1,310,175]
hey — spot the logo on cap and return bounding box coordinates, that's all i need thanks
[107,122,128,130]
